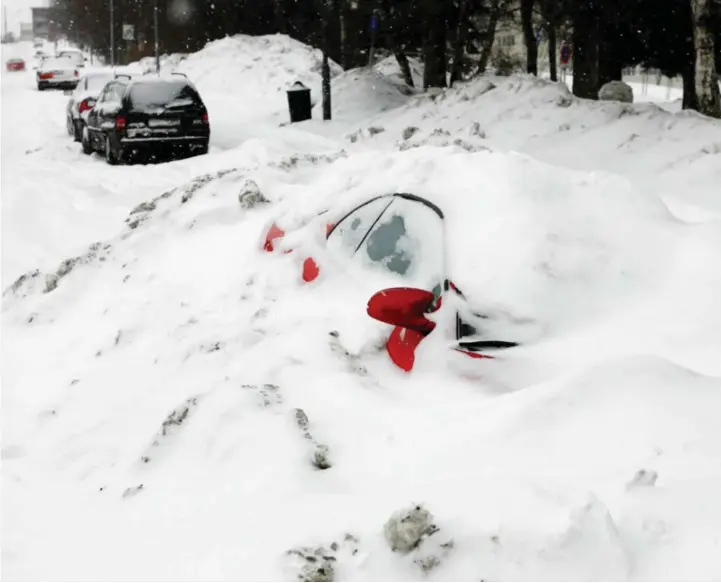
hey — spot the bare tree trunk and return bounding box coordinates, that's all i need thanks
[477,0,501,75]
[521,0,538,75]
[598,29,623,87]
[572,0,600,99]
[422,0,447,88]
[274,0,287,34]
[383,0,414,87]
[546,3,558,81]
[682,62,699,109]
[339,0,348,69]
[395,49,415,87]
[450,0,470,85]
[691,0,721,117]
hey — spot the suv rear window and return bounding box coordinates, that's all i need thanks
[127,80,202,111]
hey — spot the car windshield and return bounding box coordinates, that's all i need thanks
[127,80,201,111]
[326,194,445,292]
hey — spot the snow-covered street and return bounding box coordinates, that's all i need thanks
[3,36,721,580]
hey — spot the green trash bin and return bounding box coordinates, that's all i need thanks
[287,81,312,123]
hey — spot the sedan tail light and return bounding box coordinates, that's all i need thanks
[74,70,79,78]
[79,98,96,113]
[115,116,127,130]
[39,72,54,80]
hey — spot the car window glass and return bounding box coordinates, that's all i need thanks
[359,197,445,289]
[127,80,202,111]
[326,197,394,258]
[104,84,123,103]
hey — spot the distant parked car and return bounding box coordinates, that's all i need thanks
[36,57,79,91]
[32,50,49,70]
[6,58,26,72]
[56,48,86,68]
[83,73,210,164]
[66,70,121,142]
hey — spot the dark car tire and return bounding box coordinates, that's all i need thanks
[194,141,209,157]
[37,84,46,91]
[81,127,93,155]
[104,135,123,165]
[73,120,83,143]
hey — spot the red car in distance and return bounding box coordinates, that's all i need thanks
[6,58,26,72]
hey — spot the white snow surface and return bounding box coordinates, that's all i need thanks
[3,34,721,581]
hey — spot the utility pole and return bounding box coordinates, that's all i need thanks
[110,0,115,66]
[2,6,8,43]
[154,0,160,73]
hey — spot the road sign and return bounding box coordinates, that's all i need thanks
[560,44,572,65]
[122,24,134,41]
[370,14,378,31]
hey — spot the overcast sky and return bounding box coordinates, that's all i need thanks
[2,0,50,36]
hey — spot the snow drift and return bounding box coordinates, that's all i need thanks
[4,144,721,580]
[3,33,721,581]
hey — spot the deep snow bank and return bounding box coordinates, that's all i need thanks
[335,75,721,215]
[175,34,342,128]
[4,143,721,580]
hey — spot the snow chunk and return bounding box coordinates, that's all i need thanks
[598,80,634,103]
[238,179,269,209]
[384,504,438,553]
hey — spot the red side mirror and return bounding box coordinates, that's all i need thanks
[387,326,427,372]
[367,287,437,334]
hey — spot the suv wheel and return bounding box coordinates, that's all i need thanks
[81,127,93,155]
[104,136,122,165]
[73,120,83,143]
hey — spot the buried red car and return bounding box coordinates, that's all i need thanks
[262,192,518,372]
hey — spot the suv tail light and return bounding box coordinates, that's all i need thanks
[115,116,127,130]
[202,112,209,124]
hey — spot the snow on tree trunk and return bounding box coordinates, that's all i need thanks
[691,0,721,118]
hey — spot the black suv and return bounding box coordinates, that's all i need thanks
[82,74,210,164]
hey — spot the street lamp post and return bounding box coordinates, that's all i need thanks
[321,0,332,120]
[110,0,114,66]
[154,0,160,73]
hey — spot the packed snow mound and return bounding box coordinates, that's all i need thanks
[373,55,424,88]
[341,74,721,214]
[4,144,721,579]
[176,34,342,120]
[312,67,416,123]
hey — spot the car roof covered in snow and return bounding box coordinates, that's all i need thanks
[38,57,77,70]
